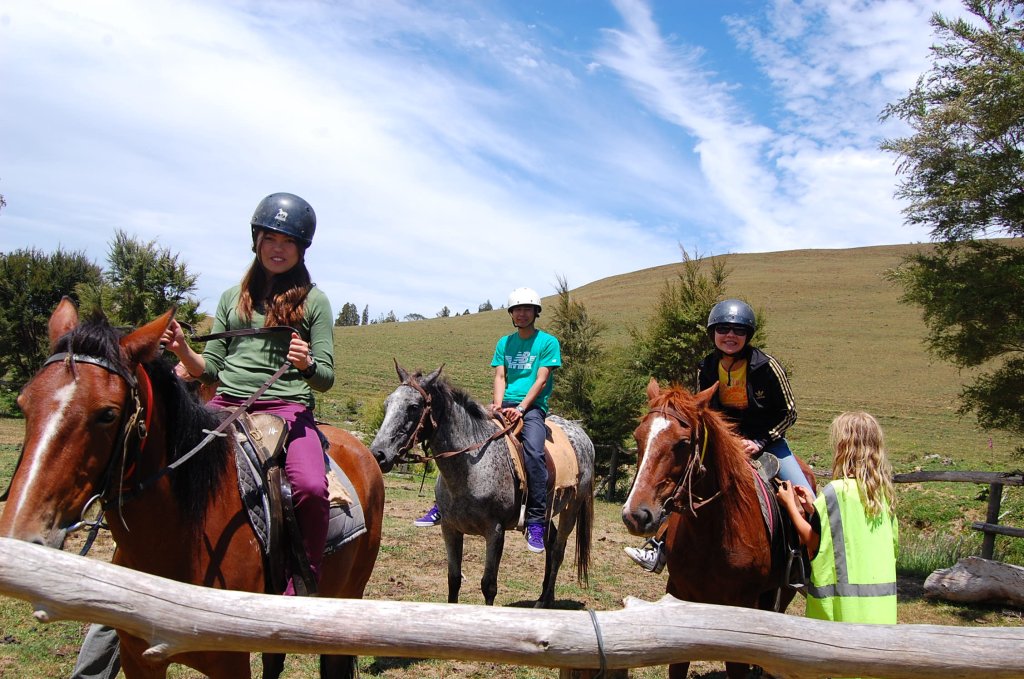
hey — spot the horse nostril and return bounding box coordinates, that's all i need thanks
[371,449,393,473]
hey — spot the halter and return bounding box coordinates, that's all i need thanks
[390,378,438,464]
[642,405,720,517]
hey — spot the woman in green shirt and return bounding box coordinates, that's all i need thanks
[162,192,335,595]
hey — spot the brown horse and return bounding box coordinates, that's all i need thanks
[622,379,814,679]
[0,299,384,678]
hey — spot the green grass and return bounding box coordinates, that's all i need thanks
[897,531,1004,579]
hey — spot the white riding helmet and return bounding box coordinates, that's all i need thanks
[507,287,542,314]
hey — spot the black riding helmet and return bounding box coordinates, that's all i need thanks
[707,299,756,333]
[250,192,316,250]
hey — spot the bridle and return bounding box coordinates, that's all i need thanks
[39,351,153,553]
[390,378,438,464]
[21,325,301,555]
[640,405,720,517]
[389,378,515,464]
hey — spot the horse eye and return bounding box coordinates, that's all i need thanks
[97,407,119,424]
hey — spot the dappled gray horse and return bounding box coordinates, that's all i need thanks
[371,363,594,607]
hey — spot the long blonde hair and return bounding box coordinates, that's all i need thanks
[829,411,895,517]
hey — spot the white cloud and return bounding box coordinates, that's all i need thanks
[0,0,961,319]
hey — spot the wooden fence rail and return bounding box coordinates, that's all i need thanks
[890,470,1024,559]
[1,538,1023,678]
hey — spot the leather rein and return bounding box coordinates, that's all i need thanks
[642,405,720,517]
[391,377,515,464]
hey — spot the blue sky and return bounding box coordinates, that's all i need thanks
[0,0,966,319]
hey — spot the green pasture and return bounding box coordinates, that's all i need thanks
[332,243,1019,467]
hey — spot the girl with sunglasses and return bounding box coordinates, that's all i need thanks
[626,298,812,573]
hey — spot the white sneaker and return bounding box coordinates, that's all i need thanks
[624,545,666,574]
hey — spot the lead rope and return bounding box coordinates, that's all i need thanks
[586,608,608,678]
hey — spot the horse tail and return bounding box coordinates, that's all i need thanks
[575,486,593,587]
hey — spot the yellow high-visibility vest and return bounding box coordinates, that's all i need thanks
[807,479,898,624]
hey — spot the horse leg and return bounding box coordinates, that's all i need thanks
[442,524,465,604]
[320,652,357,678]
[668,660,690,678]
[481,525,506,606]
[536,520,565,608]
[262,652,285,679]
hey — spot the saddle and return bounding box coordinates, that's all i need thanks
[231,412,367,596]
[501,417,579,530]
[749,452,810,606]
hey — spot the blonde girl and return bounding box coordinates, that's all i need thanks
[777,411,898,624]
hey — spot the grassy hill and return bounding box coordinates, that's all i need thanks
[328,242,1019,471]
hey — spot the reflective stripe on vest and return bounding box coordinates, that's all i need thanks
[807,482,897,600]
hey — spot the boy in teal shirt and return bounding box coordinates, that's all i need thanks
[413,287,561,554]
[488,287,561,552]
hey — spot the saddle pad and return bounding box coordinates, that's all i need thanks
[323,455,367,555]
[234,447,366,558]
[545,422,579,492]
[499,419,579,519]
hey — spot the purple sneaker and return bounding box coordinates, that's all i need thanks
[413,504,441,527]
[525,522,545,553]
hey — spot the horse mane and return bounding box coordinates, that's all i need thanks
[415,371,495,441]
[56,316,230,529]
[651,384,754,516]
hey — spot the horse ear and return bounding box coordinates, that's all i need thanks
[646,377,660,401]
[48,297,80,351]
[121,308,175,366]
[394,358,409,383]
[422,364,445,387]
[695,382,719,409]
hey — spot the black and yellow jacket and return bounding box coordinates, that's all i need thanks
[696,346,797,451]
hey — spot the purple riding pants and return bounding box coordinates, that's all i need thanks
[209,395,329,592]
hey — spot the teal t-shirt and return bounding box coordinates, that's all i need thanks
[491,329,561,413]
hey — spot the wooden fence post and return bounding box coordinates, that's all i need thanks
[982,482,1004,560]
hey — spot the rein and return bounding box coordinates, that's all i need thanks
[392,378,515,464]
[644,405,721,517]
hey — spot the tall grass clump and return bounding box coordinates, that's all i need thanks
[897,530,1004,578]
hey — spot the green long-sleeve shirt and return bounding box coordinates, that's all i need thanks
[198,284,335,409]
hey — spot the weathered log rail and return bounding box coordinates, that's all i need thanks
[891,470,1024,559]
[1,538,1023,678]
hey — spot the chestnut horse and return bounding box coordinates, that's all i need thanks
[622,379,814,679]
[0,300,384,678]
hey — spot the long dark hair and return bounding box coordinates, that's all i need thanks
[237,229,312,327]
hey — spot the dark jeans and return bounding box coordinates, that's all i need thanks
[505,401,548,524]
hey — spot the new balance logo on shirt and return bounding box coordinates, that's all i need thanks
[508,351,535,371]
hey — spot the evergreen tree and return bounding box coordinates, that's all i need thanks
[361,305,369,325]
[478,299,493,312]
[881,0,1024,445]
[0,247,102,385]
[335,302,360,326]
[76,230,201,329]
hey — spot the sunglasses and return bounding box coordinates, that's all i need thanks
[714,325,750,337]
